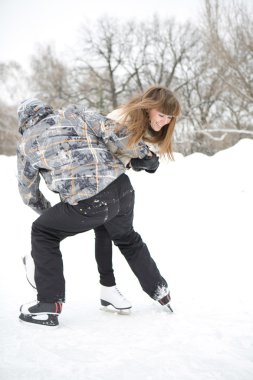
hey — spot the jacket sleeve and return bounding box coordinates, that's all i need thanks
[17,146,51,214]
[86,112,150,159]
[106,109,135,167]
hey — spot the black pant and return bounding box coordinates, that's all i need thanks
[94,225,115,286]
[31,174,167,302]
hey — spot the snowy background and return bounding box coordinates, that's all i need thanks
[1,139,253,380]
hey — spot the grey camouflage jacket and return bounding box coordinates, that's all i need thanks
[17,105,150,214]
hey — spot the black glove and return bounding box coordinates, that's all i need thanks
[145,168,158,174]
[130,153,159,173]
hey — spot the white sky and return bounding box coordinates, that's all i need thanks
[0,0,252,69]
[0,0,204,68]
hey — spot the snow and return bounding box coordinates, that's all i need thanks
[1,139,253,380]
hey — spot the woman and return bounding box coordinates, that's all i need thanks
[95,86,181,310]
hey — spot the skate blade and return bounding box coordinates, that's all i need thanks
[100,305,131,315]
[165,303,173,313]
[19,313,59,327]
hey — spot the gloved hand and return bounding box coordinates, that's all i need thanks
[130,153,159,173]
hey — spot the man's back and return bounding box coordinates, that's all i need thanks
[17,107,125,209]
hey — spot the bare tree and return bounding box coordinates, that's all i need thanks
[0,62,29,154]
[29,45,73,108]
[201,0,253,131]
[0,99,19,155]
[76,18,138,113]
[140,17,200,89]
[76,16,201,114]
[0,61,29,104]
[1,3,252,156]
[172,0,253,154]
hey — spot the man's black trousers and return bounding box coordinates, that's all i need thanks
[31,174,167,302]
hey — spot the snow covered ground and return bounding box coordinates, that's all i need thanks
[1,139,253,380]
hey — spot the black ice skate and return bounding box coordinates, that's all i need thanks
[158,293,173,312]
[19,301,62,327]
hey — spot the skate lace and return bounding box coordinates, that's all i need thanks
[115,287,126,300]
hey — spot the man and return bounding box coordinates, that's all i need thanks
[17,99,171,327]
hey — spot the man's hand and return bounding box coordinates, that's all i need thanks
[130,153,159,173]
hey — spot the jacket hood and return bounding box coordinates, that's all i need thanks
[17,98,54,135]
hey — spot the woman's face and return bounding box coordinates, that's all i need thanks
[148,109,174,132]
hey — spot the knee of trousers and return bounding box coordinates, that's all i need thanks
[32,220,41,234]
[113,230,143,249]
[31,220,61,250]
[31,220,47,236]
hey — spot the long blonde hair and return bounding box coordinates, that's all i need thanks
[119,86,181,159]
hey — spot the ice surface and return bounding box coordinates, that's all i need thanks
[1,139,253,380]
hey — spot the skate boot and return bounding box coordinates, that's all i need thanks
[158,293,173,312]
[19,300,62,326]
[100,285,132,313]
